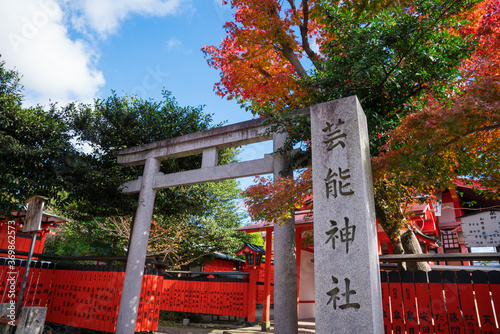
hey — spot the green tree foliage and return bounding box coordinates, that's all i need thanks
[1,58,251,262]
[52,92,252,260]
[58,91,221,220]
[43,218,125,259]
[0,59,81,214]
[307,0,477,151]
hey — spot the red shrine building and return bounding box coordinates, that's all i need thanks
[0,210,69,259]
[232,181,500,319]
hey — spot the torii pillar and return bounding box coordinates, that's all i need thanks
[113,118,299,334]
[115,157,160,333]
[272,133,298,334]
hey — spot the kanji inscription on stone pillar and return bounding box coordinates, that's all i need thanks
[311,97,383,334]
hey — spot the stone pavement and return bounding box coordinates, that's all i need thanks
[156,320,315,334]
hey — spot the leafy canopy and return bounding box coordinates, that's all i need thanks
[307,0,477,150]
[207,0,499,255]
[0,58,81,214]
[1,58,253,263]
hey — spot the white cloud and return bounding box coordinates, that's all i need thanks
[0,0,191,107]
[167,37,182,50]
[164,37,192,54]
[65,0,188,38]
[0,0,105,106]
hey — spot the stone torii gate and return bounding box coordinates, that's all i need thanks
[114,116,299,333]
[114,97,383,334]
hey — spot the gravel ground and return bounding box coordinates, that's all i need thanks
[43,322,315,334]
[43,322,242,334]
[155,321,316,334]
[156,324,231,334]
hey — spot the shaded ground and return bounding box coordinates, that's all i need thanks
[155,320,316,334]
[43,321,316,334]
[156,323,236,334]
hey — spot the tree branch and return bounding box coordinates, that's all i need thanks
[267,1,308,77]
[441,123,500,149]
[280,44,308,77]
[249,64,273,78]
[300,0,323,70]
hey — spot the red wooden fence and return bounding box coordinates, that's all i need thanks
[160,276,250,317]
[202,258,237,272]
[0,260,162,333]
[381,270,500,334]
[2,257,500,333]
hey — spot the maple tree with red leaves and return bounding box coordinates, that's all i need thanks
[243,169,312,224]
[203,0,414,113]
[202,0,322,112]
[208,0,499,266]
[368,4,499,271]
[372,0,500,251]
[374,0,500,190]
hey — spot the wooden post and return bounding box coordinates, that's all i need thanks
[15,232,37,319]
[16,195,46,320]
[295,226,302,318]
[247,270,257,323]
[261,227,273,331]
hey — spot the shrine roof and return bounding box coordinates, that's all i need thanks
[454,178,488,190]
[8,210,70,225]
[236,210,313,233]
[235,243,266,255]
[212,251,245,262]
[452,180,500,214]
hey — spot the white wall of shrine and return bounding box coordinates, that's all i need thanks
[298,249,315,319]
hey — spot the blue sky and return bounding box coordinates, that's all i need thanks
[0,0,273,188]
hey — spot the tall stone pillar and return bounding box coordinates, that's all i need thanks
[311,97,383,334]
[116,157,161,334]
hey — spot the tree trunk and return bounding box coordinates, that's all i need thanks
[374,193,406,270]
[373,184,431,271]
[389,235,407,271]
[401,230,431,272]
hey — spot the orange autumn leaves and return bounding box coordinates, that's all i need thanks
[373,0,500,196]
[242,169,312,223]
[202,0,321,112]
[212,0,500,224]
[372,73,500,195]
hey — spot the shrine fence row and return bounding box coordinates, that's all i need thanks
[0,260,260,333]
[381,269,500,334]
[2,258,499,334]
